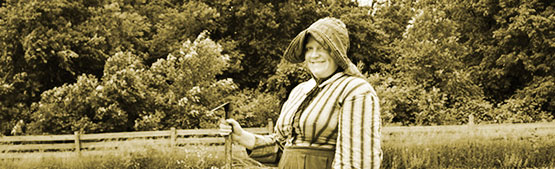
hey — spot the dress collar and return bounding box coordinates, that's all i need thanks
[312,72,345,88]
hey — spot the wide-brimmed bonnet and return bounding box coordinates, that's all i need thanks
[283,17,362,77]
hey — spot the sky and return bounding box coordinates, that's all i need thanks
[357,0,373,6]
[356,0,387,7]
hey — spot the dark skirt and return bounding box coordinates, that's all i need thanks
[278,146,335,169]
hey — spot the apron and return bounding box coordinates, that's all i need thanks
[278,146,335,169]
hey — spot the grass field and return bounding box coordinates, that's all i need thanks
[381,122,555,168]
[1,122,554,169]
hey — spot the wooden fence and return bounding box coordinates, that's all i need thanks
[0,120,274,158]
[2,121,553,159]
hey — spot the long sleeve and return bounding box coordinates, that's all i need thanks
[245,81,310,164]
[247,133,283,164]
[333,83,381,169]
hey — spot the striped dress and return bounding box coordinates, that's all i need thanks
[249,72,382,169]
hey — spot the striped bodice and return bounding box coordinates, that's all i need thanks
[274,72,373,148]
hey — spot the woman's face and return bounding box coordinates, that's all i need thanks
[304,36,338,79]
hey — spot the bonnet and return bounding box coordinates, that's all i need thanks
[283,17,363,77]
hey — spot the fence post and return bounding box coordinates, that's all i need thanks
[170,127,177,147]
[468,114,475,126]
[267,118,273,134]
[74,131,81,156]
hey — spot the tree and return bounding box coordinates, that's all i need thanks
[428,0,554,122]
[145,1,219,64]
[477,0,554,121]
[381,0,494,125]
[28,31,238,134]
[0,0,104,135]
[139,31,237,130]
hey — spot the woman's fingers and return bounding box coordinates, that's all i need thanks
[219,127,232,136]
[225,119,239,128]
[218,119,255,148]
[219,119,243,136]
[219,119,233,136]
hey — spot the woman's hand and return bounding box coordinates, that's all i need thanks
[219,119,255,149]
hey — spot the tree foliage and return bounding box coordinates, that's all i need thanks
[1,0,105,135]
[29,32,236,134]
[377,0,554,124]
[1,0,553,135]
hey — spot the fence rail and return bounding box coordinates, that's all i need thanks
[0,120,274,156]
[0,128,267,153]
[2,121,554,158]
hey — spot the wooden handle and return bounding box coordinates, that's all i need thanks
[224,103,232,169]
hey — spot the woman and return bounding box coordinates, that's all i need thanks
[220,17,381,169]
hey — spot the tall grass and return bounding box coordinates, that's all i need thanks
[383,135,555,168]
[0,139,264,169]
[1,123,554,168]
[382,123,555,168]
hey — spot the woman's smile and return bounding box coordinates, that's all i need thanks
[305,36,338,79]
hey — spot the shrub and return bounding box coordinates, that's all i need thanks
[368,72,497,125]
[226,89,281,127]
[29,31,238,133]
[491,77,554,123]
[29,74,128,134]
[137,31,238,130]
[261,61,311,101]
[368,73,451,125]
